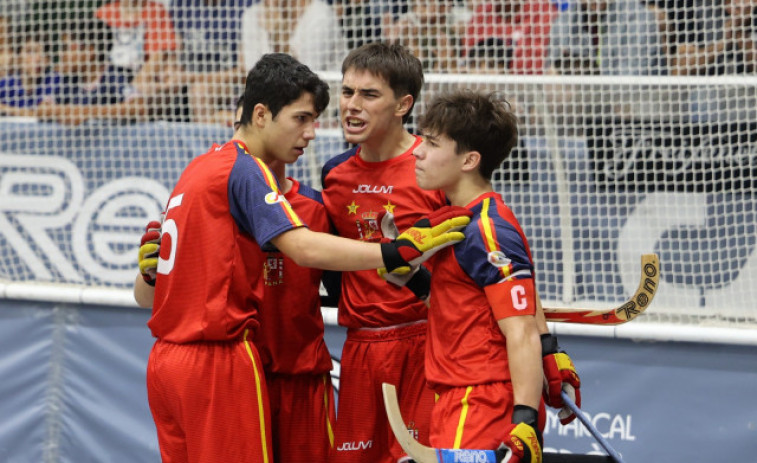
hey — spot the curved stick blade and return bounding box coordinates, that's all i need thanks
[382,383,440,463]
[544,253,660,325]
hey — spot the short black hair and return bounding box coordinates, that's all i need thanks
[240,53,330,125]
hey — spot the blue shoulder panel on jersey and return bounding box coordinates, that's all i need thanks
[228,150,269,237]
[296,181,324,204]
[455,200,533,288]
[228,149,297,246]
[321,146,358,188]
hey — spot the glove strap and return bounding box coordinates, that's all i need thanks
[405,266,431,300]
[381,242,406,272]
[540,333,560,356]
[512,405,538,429]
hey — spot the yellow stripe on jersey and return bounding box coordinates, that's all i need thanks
[453,386,474,448]
[243,329,270,463]
[322,374,335,447]
[250,153,304,228]
[479,198,511,280]
[252,155,281,193]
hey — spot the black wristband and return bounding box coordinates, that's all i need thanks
[405,266,431,300]
[512,404,539,429]
[513,404,544,448]
[540,333,560,356]
[381,242,405,271]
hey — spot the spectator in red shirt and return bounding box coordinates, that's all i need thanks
[463,0,557,74]
[95,0,181,118]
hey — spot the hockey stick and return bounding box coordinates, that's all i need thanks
[382,383,615,463]
[561,391,624,463]
[383,382,504,463]
[543,253,659,325]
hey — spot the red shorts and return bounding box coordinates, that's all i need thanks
[430,382,546,450]
[332,321,434,463]
[266,372,336,463]
[146,332,273,463]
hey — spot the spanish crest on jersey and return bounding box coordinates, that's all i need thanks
[356,209,381,241]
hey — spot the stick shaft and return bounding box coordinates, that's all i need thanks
[560,391,624,463]
[384,383,619,463]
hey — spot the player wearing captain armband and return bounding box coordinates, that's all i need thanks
[409,90,581,463]
[132,53,470,463]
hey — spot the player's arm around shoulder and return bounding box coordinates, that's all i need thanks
[271,227,386,271]
[271,206,471,273]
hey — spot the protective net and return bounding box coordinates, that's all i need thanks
[1,0,755,332]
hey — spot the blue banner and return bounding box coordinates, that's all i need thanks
[1,300,756,462]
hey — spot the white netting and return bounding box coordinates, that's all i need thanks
[1,0,756,335]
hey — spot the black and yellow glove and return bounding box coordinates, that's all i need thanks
[379,205,472,275]
[498,406,542,463]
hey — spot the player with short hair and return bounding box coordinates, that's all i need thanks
[134,53,470,463]
[321,41,446,463]
[411,89,578,461]
[136,96,338,463]
[235,93,337,463]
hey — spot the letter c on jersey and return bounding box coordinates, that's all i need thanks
[510,285,528,310]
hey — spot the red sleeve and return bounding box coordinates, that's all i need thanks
[485,278,536,320]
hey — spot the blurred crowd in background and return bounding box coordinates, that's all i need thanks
[0,0,754,127]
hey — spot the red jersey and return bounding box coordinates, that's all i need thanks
[148,141,304,343]
[321,138,447,329]
[255,179,333,375]
[425,192,537,389]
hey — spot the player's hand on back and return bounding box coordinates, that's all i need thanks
[379,205,472,275]
[138,220,162,286]
[540,333,581,424]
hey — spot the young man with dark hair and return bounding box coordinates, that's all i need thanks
[411,90,579,462]
[137,94,338,463]
[240,92,336,463]
[134,53,470,463]
[321,41,446,463]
